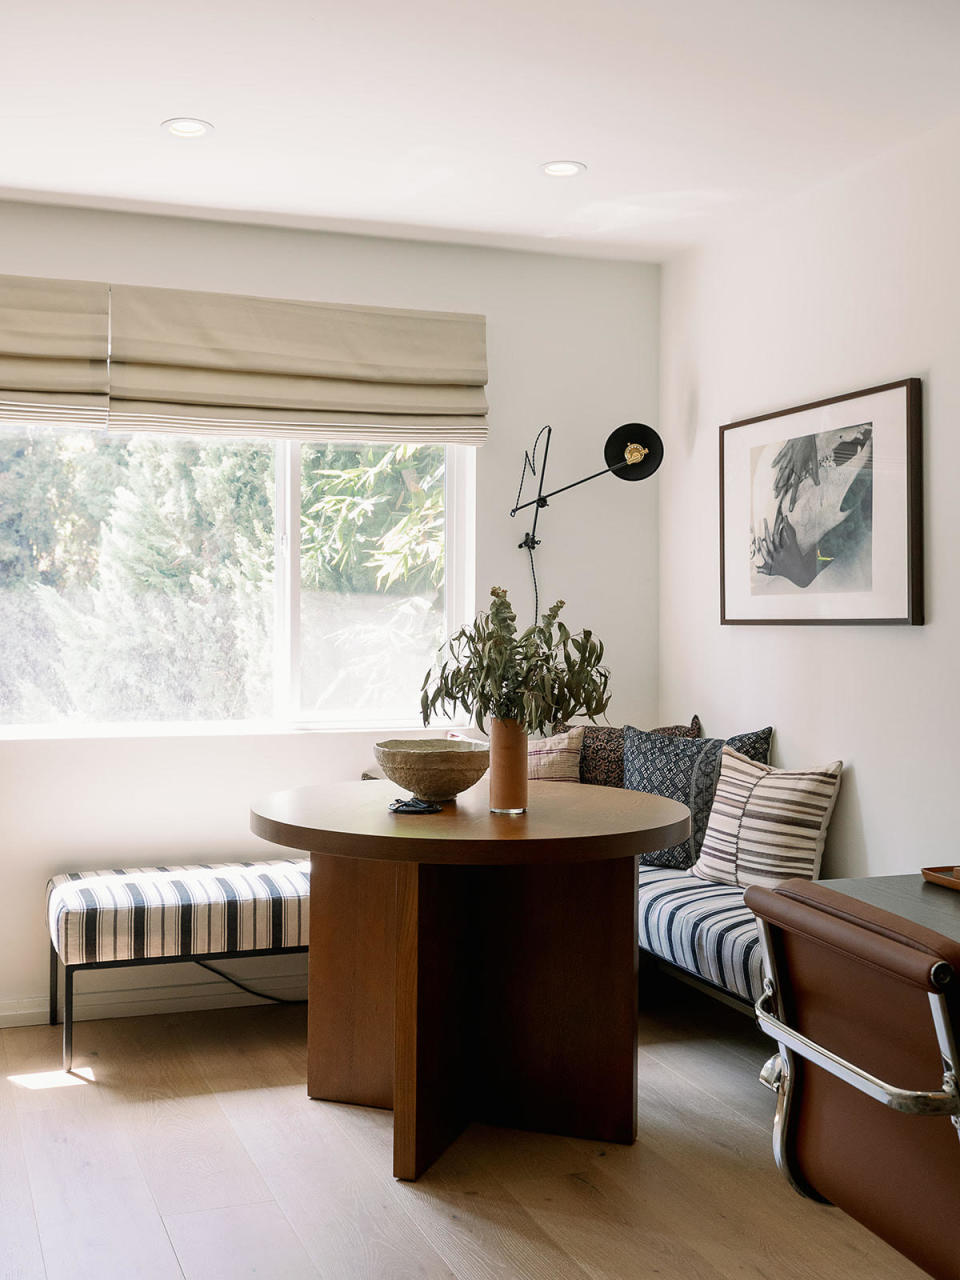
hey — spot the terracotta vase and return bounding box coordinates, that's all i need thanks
[489,717,528,814]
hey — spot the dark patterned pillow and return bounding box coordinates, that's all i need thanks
[624,725,773,869]
[556,717,701,788]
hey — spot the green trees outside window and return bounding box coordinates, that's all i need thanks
[0,427,448,725]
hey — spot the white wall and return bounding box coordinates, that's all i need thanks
[0,201,660,1025]
[659,118,960,880]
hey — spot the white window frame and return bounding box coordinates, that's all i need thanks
[272,440,474,730]
[273,438,302,722]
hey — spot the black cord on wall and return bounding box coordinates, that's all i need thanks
[193,959,306,1005]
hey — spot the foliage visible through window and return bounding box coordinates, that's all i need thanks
[298,443,446,721]
[0,427,450,725]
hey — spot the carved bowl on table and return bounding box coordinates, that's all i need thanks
[373,738,490,802]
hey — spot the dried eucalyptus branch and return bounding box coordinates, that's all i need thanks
[421,586,611,736]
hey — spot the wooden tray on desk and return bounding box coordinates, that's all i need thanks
[921,866,960,891]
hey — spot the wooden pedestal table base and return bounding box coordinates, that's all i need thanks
[251,779,690,1181]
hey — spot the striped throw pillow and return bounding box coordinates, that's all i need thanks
[692,747,842,889]
[527,726,584,781]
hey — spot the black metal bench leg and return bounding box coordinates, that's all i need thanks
[63,966,74,1073]
[49,943,59,1026]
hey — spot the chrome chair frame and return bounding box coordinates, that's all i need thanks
[753,917,960,1201]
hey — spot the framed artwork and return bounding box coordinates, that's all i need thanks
[720,378,923,625]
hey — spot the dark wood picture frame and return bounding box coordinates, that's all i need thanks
[720,378,923,625]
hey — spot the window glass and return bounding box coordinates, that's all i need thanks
[0,426,274,722]
[0,429,459,728]
[298,443,446,723]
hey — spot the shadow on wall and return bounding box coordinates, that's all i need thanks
[819,761,864,880]
[681,370,699,454]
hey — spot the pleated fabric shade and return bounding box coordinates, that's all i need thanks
[0,275,488,445]
[107,283,488,444]
[0,275,110,427]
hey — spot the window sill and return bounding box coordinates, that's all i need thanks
[0,718,467,743]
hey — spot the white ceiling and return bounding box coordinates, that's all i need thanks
[4,0,960,260]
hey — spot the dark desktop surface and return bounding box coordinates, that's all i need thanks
[823,872,960,941]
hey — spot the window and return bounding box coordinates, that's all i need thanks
[0,424,472,728]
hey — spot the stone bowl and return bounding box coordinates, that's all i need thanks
[374,738,490,802]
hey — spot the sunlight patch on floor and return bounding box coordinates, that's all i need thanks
[8,1066,96,1089]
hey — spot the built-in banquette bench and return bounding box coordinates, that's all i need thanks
[559,718,841,1013]
[46,859,309,1070]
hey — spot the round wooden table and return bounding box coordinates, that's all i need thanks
[251,778,690,1180]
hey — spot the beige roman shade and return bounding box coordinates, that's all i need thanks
[0,274,487,443]
[0,274,109,426]
[107,283,488,444]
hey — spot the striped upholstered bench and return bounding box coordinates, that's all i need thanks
[637,866,763,1006]
[47,859,310,1070]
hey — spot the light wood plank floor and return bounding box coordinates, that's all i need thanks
[0,979,925,1280]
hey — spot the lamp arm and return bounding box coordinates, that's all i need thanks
[510,458,631,516]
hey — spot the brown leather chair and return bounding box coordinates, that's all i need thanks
[744,880,960,1280]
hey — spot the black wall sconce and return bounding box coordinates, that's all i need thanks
[511,422,664,622]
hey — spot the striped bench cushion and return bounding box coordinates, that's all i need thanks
[47,860,310,966]
[638,865,763,1004]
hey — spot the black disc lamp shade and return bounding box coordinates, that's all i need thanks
[604,423,664,481]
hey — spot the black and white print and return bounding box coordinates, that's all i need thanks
[720,379,921,624]
[750,422,873,594]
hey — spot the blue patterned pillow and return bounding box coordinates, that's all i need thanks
[624,726,773,869]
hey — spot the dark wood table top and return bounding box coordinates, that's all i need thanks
[823,873,960,942]
[251,778,691,866]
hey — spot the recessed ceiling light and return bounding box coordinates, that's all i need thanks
[541,161,587,178]
[161,117,214,138]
